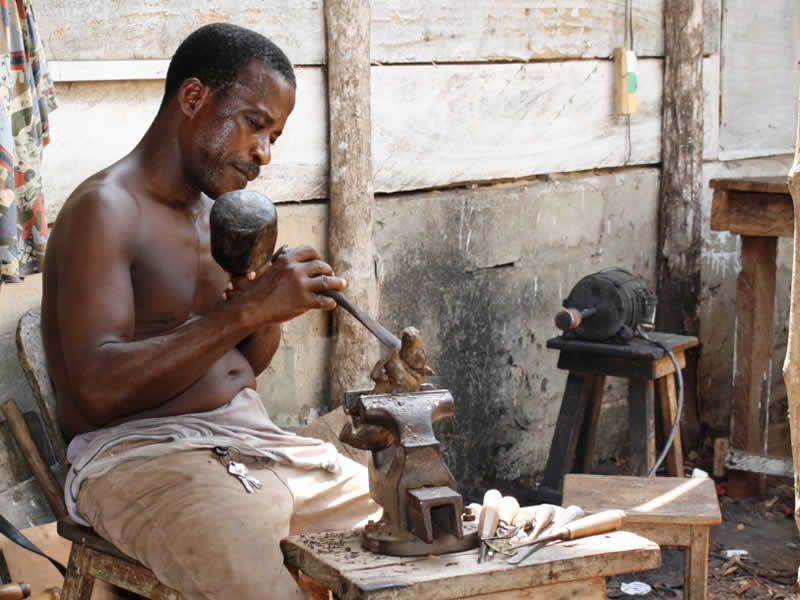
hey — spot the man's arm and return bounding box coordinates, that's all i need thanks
[237,324,281,376]
[53,189,343,428]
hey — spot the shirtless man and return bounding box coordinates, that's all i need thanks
[41,23,377,599]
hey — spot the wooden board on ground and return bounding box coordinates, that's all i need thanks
[36,0,720,64]
[282,528,660,600]
[724,448,794,478]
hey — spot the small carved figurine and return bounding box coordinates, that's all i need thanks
[369,326,434,395]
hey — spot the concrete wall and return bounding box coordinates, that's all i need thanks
[0,0,798,513]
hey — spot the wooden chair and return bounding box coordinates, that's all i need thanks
[16,307,182,600]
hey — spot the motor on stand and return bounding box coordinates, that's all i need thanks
[554,268,656,343]
[553,268,682,478]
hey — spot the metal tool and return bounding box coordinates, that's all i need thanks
[506,504,584,564]
[506,509,625,565]
[320,289,400,349]
[209,190,401,350]
[477,490,502,563]
[529,504,557,540]
[340,387,478,556]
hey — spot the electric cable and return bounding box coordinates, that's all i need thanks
[636,327,684,477]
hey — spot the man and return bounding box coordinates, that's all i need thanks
[41,23,378,599]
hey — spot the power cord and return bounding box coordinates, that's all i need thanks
[636,327,684,477]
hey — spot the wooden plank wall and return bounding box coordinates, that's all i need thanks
[37,1,720,62]
[718,0,800,160]
[39,0,723,219]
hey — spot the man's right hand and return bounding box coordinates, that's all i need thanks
[226,245,346,325]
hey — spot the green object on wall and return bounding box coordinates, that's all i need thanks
[627,72,638,93]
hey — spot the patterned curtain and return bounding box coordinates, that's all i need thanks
[0,0,56,283]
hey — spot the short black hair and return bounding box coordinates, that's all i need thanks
[161,23,295,106]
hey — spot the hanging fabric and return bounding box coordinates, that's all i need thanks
[0,0,57,283]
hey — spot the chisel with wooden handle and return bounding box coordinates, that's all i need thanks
[507,504,584,564]
[506,509,626,565]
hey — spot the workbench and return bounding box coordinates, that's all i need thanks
[281,528,660,599]
[709,176,791,496]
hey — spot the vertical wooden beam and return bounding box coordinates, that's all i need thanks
[324,0,379,407]
[729,235,776,496]
[656,0,704,446]
[782,90,800,563]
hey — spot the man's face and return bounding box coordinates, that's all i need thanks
[185,61,296,198]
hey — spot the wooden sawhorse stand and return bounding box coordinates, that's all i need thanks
[282,528,660,599]
[537,332,699,503]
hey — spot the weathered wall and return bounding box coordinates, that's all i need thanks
[376,168,660,497]
[0,0,798,517]
[696,0,799,436]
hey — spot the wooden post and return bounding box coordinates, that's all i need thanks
[782,90,800,576]
[324,0,379,408]
[656,0,704,446]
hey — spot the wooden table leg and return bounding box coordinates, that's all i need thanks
[541,372,592,494]
[685,525,710,600]
[730,235,777,497]
[628,378,656,476]
[61,546,95,600]
[657,372,684,476]
[575,375,606,473]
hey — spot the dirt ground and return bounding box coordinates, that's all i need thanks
[605,458,800,599]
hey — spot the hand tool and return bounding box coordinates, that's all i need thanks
[0,583,31,600]
[484,496,521,560]
[497,496,520,526]
[477,489,502,563]
[506,509,626,565]
[529,504,557,541]
[210,189,401,350]
[210,189,278,276]
[506,504,584,564]
[511,506,537,531]
[320,289,401,349]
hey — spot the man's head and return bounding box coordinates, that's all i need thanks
[162,24,297,199]
[162,23,295,110]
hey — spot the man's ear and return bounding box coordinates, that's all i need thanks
[177,78,209,118]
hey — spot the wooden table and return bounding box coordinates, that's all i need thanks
[563,474,722,600]
[282,528,660,599]
[709,176,792,496]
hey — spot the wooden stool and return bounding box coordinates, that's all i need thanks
[282,528,660,599]
[563,474,721,600]
[537,332,699,503]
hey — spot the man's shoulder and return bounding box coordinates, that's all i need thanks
[58,168,139,232]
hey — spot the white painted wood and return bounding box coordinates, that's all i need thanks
[719,0,800,160]
[36,0,720,65]
[43,68,328,221]
[49,60,170,82]
[44,58,721,214]
[724,447,794,478]
[704,54,720,161]
[36,0,326,64]
[370,60,664,193]
[372,0,721,61]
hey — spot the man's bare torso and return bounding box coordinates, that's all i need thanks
[42,156,256,440]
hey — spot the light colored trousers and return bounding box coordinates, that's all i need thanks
[77,446,380,600]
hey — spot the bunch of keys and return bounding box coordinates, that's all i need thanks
[215,447,262,494]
